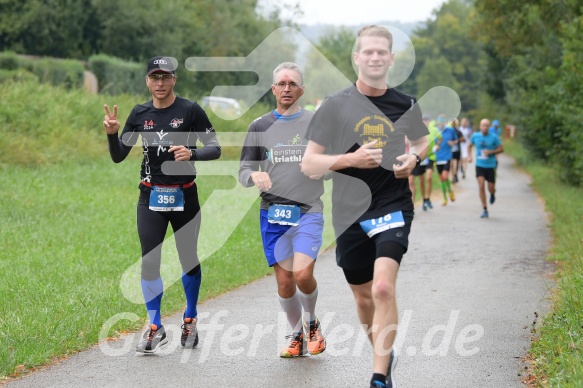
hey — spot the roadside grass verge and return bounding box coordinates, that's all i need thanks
[504,139,583,386]
[0,157,271,378]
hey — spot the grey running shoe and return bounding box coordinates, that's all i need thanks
[181,318,199,348]
[136,324,168,353]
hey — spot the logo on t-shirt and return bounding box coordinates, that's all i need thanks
[354,115,395,148]
[143,120,155,130]
[267,134,305,164]
[169,118,183,128]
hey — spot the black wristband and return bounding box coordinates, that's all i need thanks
[410,153,421,167]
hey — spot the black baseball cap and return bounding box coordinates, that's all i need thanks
[146,56,177,75]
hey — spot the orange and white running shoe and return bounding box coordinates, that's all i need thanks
[279,332,307,358]
[305,319,326,355]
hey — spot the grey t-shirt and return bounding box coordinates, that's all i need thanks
[239,109,324,213]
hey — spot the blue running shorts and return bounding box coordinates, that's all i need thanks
[259,210,324,267]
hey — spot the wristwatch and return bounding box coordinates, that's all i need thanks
[410,153,421,167]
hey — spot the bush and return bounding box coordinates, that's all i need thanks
[0,51,85,89]
[0,68,39,83]
[27,57,85,89]
[88,54,146,96]
[0,51,22,70]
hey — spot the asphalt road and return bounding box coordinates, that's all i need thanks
[5,154,553,388]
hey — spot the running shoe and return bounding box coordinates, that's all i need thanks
[385,350,398,388]
[490,193,496,204]
[422,200,428,211]
[280,332,307,358]
[136,324,168,353]
[453,175,458,183]
[305,319,326,355]
[449,191,456,202]
[442,198,447,206]
[480,210,489,218]
[181,317,199,348]
[427,200,433,209]
[370,381,386,388]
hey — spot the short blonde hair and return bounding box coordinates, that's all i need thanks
[356,25,393,52]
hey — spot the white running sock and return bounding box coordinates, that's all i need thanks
[297,286,318,324]
[278,293,303,333]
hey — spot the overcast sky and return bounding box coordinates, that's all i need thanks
[259,0,446,25]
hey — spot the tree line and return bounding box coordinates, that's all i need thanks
[0,0,288,95]
[310,0,582,186]
[1,0,581,185]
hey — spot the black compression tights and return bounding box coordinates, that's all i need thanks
[137,189,202,280]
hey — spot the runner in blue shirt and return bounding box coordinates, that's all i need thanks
[489,119,501,138]
[489,119,502,170]
[468,118,503,218]
[434,115,458,206]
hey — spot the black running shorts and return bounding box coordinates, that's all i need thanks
[336,211,413,285]
[411,164,426,176]
[476,166,496,183]
[436,160,451,174]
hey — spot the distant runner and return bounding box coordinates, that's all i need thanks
[468,118,503,218]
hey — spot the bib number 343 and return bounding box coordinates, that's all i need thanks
[268,204,301,226]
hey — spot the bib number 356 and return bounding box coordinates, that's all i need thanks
[149,187,184,211]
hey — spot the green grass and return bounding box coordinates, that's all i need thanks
[0,80,274,166]
[0,158,272,377]
[504,139,583,387]
[0,81,142,167]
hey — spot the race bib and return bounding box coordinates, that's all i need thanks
[359,211,405,238]
[149,186,184,211]
[268,204,301,226]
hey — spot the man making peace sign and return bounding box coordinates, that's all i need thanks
[103,56,221,353]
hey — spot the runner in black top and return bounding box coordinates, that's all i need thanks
[302,26,428,388]
[103,56,221,354]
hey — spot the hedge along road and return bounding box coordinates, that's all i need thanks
[4,154,552,387]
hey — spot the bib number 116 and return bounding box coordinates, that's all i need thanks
[370,214,392,225]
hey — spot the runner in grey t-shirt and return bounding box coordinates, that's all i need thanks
[238,62,326,359]
[239,109,323,213]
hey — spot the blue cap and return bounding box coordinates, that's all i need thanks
[492,119,500,126]
[437,116,446,124]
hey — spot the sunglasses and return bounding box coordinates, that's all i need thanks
[148,74,175,81]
